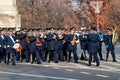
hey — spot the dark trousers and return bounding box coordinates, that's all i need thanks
[88,53,99,65]
[36,49,45,62]
[48,50,58,62]
[98,43,103,60]
[30,52,36,63]
[68,50,78,61]
[57,49,64,61]
[80,49,87,60]
[6,52,16,64]
[0,48,6,63]
[44,48,48,61]
[23,49,29,62]
[105,48,116,61]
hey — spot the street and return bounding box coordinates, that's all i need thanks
[0,43,120,80]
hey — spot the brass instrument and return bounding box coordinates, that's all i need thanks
[63,39,66,44]
[43,33,47,39]
[58,34,63,40]
[112,26,118,45]
[36,37,42,46]
[26,36,30,43]
[71,35,76,46]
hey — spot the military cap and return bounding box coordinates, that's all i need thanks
[8,28,14,31]
[57,28,62,30]
[70,27,76,31]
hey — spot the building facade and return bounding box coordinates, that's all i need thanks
[0,0,21,30]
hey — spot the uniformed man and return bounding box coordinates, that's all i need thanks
[47,27,58,63]
[43,28,49,61]
[19,28,29,62]
[0,28,7,63]
[36,28,45,63]
[79,28,88,61]
[66,27,78,63]
[62,28,68,61]
[87,26,100,66]
[56,28,64,61]
[104,28,117,62]
[6,28,16,65]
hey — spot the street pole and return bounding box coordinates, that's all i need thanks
[97,0,99,31]
[90,0,103,31]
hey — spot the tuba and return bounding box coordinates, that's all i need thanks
[112,26,118,45]
[71,35,76,46]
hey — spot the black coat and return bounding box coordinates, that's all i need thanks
[87,32,100,53]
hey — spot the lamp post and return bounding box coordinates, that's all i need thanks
[90,0,103,31]
[29,0,34,28]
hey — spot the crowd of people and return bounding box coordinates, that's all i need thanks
[0,26,117,66]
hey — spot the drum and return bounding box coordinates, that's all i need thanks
[13,43,22,52]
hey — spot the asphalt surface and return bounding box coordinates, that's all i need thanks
[0,43,120,80]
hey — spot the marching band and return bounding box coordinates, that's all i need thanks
[0,26,118,66]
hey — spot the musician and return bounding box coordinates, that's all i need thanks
[104,28,117,62]
[87,26,100,66]
[43,28,49,61]
[56,28,64,61]
[0,28,7,63]
[36,28,45,63]
[28,29,40,64]
[47,27,58,63]
[97,31,104,60]
[62,28,69,61]
[19,29,29,62]
[79,28,88,61]
[6,28,16,65]
[67,27,78,63]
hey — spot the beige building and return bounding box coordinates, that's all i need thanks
[0,0,21,30]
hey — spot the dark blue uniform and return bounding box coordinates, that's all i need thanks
[104,34,116,61]
[43,33,49,61]
[87,32,100,66]
[47,33,58,63]
[56,34,64,61]
[28,35,37,64]
[67,34,78,62]
[63,33,68,61]
[79,34,88,60]
[6,35,16,65]
[36,34,45,62]
[0,35,7,63]
[19,33,29,62]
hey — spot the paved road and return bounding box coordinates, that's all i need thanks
[0,59,120,80]
[0,43,120,80]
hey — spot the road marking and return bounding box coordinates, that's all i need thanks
[96,74,109,78]
[65,69,74,72]
[0,71,78,80]
[100,65,117,69]
[53,67,61,69]
[102,61,120,66]
[80,72,91,75]
[15,62,120,73]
